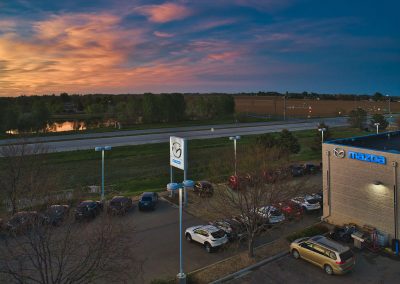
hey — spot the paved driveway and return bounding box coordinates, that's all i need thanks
[230,250,400,284]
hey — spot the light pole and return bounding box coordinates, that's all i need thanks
[167,180,194,284]
[95,146,112,201]
[229,136,241,176]
[387,94,392,127]
[374,122,380,134]
[318,128,326,143]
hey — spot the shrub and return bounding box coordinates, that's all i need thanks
[286,223,330,242]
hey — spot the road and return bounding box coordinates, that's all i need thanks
[230,250,400,284]
[0,117,348,153]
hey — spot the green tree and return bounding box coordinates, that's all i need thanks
[370,113,389,130]
[348,107,367,129]
[278,129,300,154]
[31,101,50,131]
[2,106,20,132]
[256,133,278,148]
[311,123,331,151]
[142,93,159,123]
[372,92,384,102]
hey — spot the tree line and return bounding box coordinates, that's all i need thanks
[0,93,235,134]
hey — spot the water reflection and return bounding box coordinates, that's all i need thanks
[6,119,119,134]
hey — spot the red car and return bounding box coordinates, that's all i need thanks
[228,174,252,190]
[275,201,304,220]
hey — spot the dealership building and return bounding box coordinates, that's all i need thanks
[322,131,399,242]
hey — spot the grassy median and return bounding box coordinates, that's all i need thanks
[0,127,367,198]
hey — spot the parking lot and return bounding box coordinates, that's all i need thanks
[129,198,321,282]
[230,249,400,284]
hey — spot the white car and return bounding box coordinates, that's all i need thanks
[185,225,228,252]
[291,195,321,212]
[257,206,286,224]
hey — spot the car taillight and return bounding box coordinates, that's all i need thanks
[336,260,345,264]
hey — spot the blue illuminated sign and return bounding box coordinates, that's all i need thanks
[348,151,386,165]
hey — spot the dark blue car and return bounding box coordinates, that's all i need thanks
[138,192,159,211]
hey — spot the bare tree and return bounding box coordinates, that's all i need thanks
[0,142,54,214]
[0,217,141,284]
[209,145,302,257]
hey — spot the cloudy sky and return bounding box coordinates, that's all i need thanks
[0,0,399,96]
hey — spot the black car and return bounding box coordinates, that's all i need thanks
[303,163,318,174]
[290,165,305,177]
[329,225,357,243]
[194,181,214,197]
[209,218,246,241]
[138,192,158,211]
[6,211,46,234]
[44,205,70,226]
[108,196,133,215]
[75,200,103,220]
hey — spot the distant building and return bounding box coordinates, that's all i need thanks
[63,102,77,113]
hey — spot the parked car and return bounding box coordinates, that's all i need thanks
[303,163,318,174]
[290,165,305,177]
[311,191,323,208]
[75,200,102,220]
[228,174,252,190]
[108,196,133,215]
[290,235,355,275]
[185,225,228,252]
[329,225,357,243]
[138,192,158,211]
[193,181,214,197]
[291,195,321,212]
[6,211,45,234]
[209,218,246,241]
[44,205,70,226]
[275,201,304,220]
[257,206,286,224]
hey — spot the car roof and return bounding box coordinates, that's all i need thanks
[111,196,129,201]
[142,192,154,196]
[199,225,220,233]
[310,235,350,253]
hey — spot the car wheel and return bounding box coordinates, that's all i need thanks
[204,242,212,253]
[324,264,334,275]
[292,249,300,259]
[186,233,192,242]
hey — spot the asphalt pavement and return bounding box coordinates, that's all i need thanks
[0,117,348,154]
[229,249,400,284]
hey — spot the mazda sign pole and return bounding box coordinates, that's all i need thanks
[95,146,112,201]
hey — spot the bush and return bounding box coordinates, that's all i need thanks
[286,224,330,242]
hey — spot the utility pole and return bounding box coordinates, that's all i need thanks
[283,92,287,121]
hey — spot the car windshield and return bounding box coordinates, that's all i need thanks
[141,196,152,202]
[306,198,319,204]
[110,201,122,208]
[211,230,226,239]
[339,250,354,261]
[270,209,282,216]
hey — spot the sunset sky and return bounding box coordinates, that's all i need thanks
[0,0,399,97]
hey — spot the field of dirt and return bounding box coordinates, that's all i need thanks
[234,96,400,118]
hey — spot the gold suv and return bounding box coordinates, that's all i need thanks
[290,235,355,275]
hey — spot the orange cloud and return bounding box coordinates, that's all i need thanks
[135,3,191,23]
[207,51,240,61]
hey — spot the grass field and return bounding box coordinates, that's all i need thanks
[0,127,368,201]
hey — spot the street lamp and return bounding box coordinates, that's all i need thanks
[167,180,195,284]
[374,122,380,134]
[95,146,112,201]
[318,128,326,143]
[229,136,241,176]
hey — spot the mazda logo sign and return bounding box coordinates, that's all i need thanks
[171,142,182,158]
[333,148,345,158]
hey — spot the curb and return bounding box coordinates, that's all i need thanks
[209,251,289,284]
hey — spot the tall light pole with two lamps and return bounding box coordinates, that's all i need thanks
[95,146,112,201]
[167,180,194,284]
[229,136,241,176]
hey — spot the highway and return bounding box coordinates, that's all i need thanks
[0,117,348,154]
